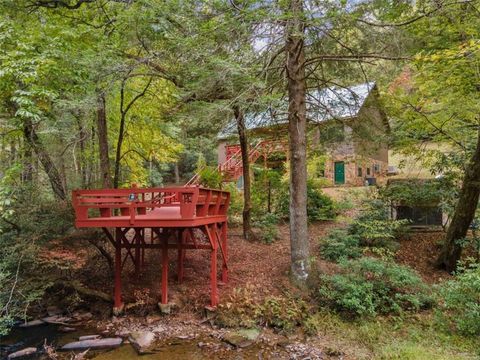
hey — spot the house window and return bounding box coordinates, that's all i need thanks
[374,164,380,173]
[357,167,362,177]
[366,167,371,176]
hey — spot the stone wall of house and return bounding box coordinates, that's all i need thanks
[323,154,388,187]
[352,93,389,163]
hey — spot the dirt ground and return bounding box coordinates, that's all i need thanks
[40,219,459,360]
[52,220,450,312]
[94,221,339,310]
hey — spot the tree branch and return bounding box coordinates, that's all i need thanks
[357,0,474,27]
[305,54,410,66]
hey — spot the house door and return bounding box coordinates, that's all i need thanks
[334,161,345,185]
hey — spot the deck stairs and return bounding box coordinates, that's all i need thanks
[185,140,287,186]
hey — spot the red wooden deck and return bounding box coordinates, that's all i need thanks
[72,186,230,312]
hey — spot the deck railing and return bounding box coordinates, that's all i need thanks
[72,187,230,225]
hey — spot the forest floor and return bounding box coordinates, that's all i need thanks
[34,217,480,360]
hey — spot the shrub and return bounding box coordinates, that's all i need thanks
[256,295,311,333]
[349,199,408,248]
[437,263,480,336]
[251,167,283,217]
[198,166,222,188]
[277,180,336,222]
[0,191,72,335]
[217,286,317,334]
[314,258,432,318]
[320,228,362,261]
[253,213,279,244]
[224,183,243,225]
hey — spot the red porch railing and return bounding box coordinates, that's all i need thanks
[72,186,230,310]
[185,139,288,186]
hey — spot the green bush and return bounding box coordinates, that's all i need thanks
[251,167,283,217]
[217,287,317,334]
[320,228,362,261]
[437,263,480,336]
[224,183,243,225]
[198,166,222,188]
[349,199,408,248]
[277,180,336,222]
[0,193,74,335]
[253,213,279,244]
[314,258,432,318]
[256,295,311,333]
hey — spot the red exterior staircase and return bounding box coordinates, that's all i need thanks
[185,140,287,186]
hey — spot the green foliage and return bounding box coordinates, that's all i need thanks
[320,196,407,263]
[380,180,451,206]
[250,167,283,217]
[196,155,222,188]
[253,213,279,244]
[217,286,317,334]
[379,179,457,220]
[320,228,362,262]
[277,180,336,222]
[198,166,223,188]
[437,263,480,336]
[224,183,243,225]
[314,258,432,318]
[349,199,408,248]
[256,295,312,333]
[0,187,74,335]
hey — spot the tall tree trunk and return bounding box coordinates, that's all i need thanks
[113,112,126,189]
[21,138,33,183]
[76,115,88,188]
[285,0,310,282]
[23,120,66,200]
[174,162,180,184]
[437,129,480,272]
[96,89,111,188]
[113,77,152,189]
[233,105,253,240]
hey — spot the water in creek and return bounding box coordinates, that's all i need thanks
[1,324,284,359]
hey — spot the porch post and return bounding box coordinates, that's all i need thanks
[161,233,169,304]
[221,221,228,283]
[114,227,123,313]
[210,225,218,307]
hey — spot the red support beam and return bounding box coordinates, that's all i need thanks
[161,236,169,305]
[205,225,218,307]
[177,229,186,283]
[210,230,218,307]
[221,221,228,283]
[114,228,123,312]
[134,228,141,276]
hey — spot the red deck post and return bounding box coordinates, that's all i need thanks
[209,225,218,307]
[161,236,169,304]
[140,228,145,269]
[114,228,123,312]
[134,228,141,276]
[221,221,228,283]
[177,229,186,283]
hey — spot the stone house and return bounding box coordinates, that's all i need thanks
[217,82,389,187]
